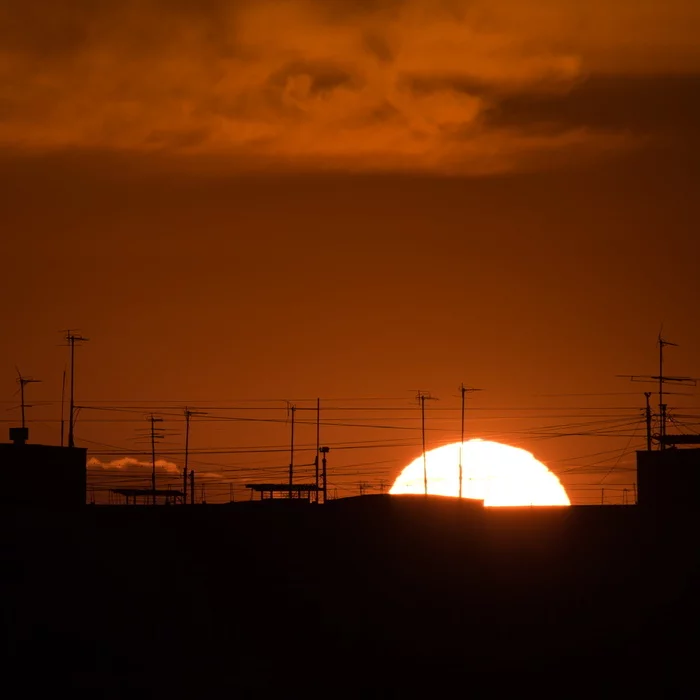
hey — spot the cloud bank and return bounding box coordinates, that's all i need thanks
[1,0,699,173]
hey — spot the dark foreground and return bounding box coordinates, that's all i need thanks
[1,496,696,695]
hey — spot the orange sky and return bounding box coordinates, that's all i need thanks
[1,1,699,503]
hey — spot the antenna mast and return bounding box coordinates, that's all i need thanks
[60,367,67,447]
[62,330,89,448]
[149,415,164,505]
[315,398,321,503]
[458,384,481,499]
[644,392,652,451]
[617,333,696,450]
[15,368,41,430]
[658,335,676,447]
[415,391,438,496]
[320,446,330,505]
[288,403,296,499]
[183,407,207,506]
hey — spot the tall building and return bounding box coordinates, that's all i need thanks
[0,428,87,508]
[636,437,700,511]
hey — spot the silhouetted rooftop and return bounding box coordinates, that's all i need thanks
[111,488,184,498]
[245,483,320,491]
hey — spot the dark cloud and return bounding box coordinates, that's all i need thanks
[1,1,699,173]
[145,127,211,149]
[486,74,700,135]
[267,61,363,97]
[362,32,395,63]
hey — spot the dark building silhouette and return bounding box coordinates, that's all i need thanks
[110,488,184,505]
[245,482,320,501]
[0,428,86,508]
[1,424,697,693]
[637,443,700,511]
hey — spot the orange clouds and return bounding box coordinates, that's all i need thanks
[1,0,698,173]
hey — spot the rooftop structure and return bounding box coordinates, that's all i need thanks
[636,444,700,511]
[0,428,86,508]
[110,488,185,506]
[245,483,320,502]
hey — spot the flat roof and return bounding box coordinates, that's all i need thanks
[111,488,184,497]
[0,442,86,451]
[245,483,320,492]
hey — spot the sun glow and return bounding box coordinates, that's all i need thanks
[390,439,570,506]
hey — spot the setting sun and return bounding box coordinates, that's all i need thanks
[390,439,570,506]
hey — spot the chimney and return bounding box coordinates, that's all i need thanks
[9,427,29,446]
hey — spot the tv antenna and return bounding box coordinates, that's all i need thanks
[617,332,696,449]
[457,384,482,499]
[14,367,41,430]
[148,415,164,505]
[287,402,296,499]
[412,391,438,496]
[320,446,330,504]
[60,366,67,446]
[183,407,207,506]
[134,414,176,504]
[60,330,89,448]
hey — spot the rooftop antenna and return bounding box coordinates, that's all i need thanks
[149,414,164,505]
[320,446,330,504]
[61,330,89,448]
[60,366,67,447]
[183,407,207,506]
[617,331,696,450]
[644,392,652,451]
[413,391,438,496]
[457,384,482,499]
[657,333,677,447]
[315,398,321,503]
[15,367,41,430]
[287,402,296,499]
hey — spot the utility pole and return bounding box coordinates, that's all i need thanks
[415,391,438,496]
[288,403,296,500]
[320,446,330,504]
[149,415,164,506]
[644,392,652,451]
[458,384,481,499]
[190,470,195,505]
[62,331,89,448]
[15,368,41,430]
[183,407,206,505]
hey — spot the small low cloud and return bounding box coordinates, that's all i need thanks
[88,456,181,474]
